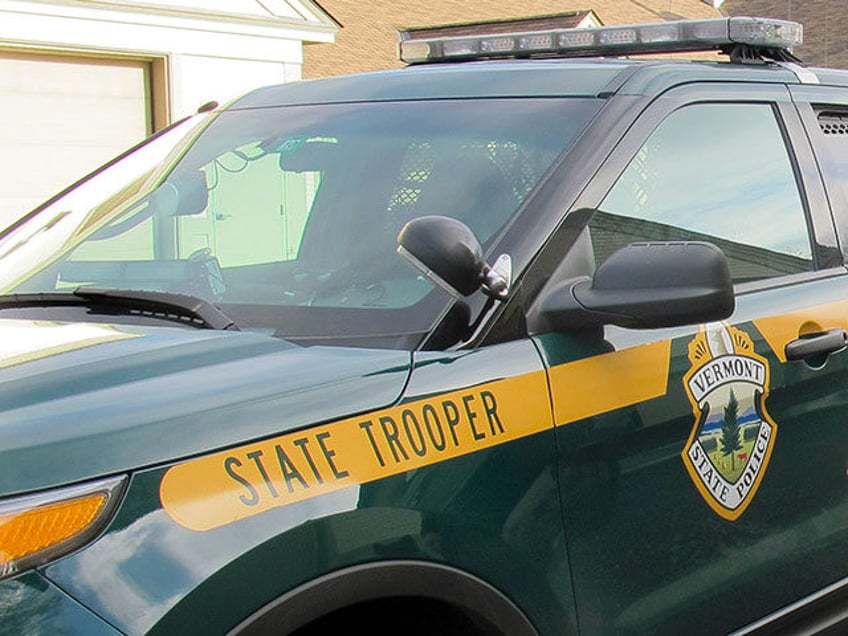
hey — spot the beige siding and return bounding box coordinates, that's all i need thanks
[0,52,151,229]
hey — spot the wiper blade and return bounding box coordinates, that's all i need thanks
[0,288,239,331]
[75,287,239,330]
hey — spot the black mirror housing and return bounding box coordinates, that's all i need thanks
[397,216,485,296]
[536,241,734,331]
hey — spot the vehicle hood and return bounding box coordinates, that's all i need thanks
[0,319,411,496]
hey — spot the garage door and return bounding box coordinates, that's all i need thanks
[0,52,152,230]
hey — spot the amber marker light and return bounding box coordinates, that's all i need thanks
[0,475,125,580]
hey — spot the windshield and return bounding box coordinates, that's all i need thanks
[1,98,598,348]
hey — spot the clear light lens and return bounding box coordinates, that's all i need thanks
[399,40,432,64]
[687,20,728,42]
[600,28,638,45]
[729,17,803,48]
[518,33,554,51]
[481,37,515,54]
[0,476,125,579]
[443,39,479,58]
[639,24,680,44]
[558,30,596,48]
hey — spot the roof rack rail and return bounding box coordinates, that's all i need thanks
[398,16,803,65]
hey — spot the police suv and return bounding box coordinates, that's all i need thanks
[1,15,847,636]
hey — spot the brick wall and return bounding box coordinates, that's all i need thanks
[722,0,848,69]
[304,0,723,78]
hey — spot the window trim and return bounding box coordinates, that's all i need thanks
[568,82,838,281]
[788,84,848,266]
[513,82,840,345]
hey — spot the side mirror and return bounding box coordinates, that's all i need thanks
[397,216,511,299]
[534,241,734,331]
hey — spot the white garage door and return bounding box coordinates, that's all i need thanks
[0,52,152,230]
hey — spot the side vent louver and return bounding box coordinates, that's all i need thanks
[818,110,848,135]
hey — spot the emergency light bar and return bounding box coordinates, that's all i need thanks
[398,17,803,64]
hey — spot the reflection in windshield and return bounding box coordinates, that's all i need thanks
[0,113,214,291]
[2,99,599,349]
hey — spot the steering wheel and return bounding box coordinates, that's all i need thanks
[188,247,213,261]
[185,248,226,298]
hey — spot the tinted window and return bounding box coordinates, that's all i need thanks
[595,102,812,283]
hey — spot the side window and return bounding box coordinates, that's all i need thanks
[594,102,812,283]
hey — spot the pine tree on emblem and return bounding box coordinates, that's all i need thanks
[721,389,742,471]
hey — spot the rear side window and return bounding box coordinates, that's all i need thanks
[806,105,848,229]
[594,102,812,283]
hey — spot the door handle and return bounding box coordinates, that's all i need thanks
[785,328,848,362]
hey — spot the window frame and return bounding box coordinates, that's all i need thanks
[596,102,813,284]
[788,84,848,268]
[566,82,841,292]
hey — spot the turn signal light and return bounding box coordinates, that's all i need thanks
[0,476,125,579]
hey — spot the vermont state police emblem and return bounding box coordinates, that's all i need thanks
[681,323,777,520]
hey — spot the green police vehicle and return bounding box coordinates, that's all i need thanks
[2,15,848,635]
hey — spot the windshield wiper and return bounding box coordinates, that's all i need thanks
[0,287,239,331]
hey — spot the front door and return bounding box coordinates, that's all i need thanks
[539,85,848,634]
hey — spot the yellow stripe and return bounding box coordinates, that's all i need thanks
[160,370,552,531]
[753,300,848,363]
[161,340,674,532]
[549,339,671,426]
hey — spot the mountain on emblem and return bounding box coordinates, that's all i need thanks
[681,323,777,521]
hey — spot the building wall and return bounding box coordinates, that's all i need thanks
[303,0,724,79]
[0,0,337,120]
[721,0,848,69]
[0,0,337,227]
